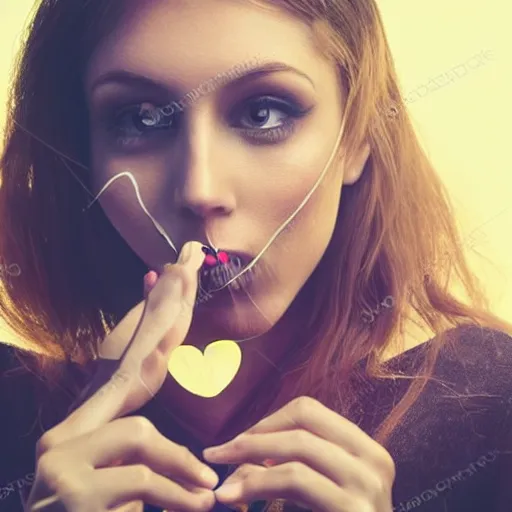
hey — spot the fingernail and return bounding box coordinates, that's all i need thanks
[200,467,219,488]
[143,271,158,296]
[203,445,225,458]
[215,482,243,501]
[178,241,205,270]
[178,242,193,264]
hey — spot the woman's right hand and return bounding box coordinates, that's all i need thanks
[25,241,219,512]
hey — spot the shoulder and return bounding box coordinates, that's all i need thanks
[410,324,512,453]
[0,343,40,424]
[0,342,44,440]
[385,324,512,455]
[390,324,512,409]
[0,341,23,374]
[0,343,41,509]
[442,323,512,358]
[0,343,86,435]
[0,343,90,510]
[443,325,512,438]
[434,324,512,396]
[439,326,512,510]
[386,327,512,510]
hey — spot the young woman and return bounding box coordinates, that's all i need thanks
[0,0,510,511]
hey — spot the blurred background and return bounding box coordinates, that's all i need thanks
[0,0,510,345]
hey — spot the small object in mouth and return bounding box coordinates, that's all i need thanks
[204,254,218,266]
[217,251,230,264]
[201,245,231,266]
[200,252,245,291]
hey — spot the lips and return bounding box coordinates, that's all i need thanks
[199,250,253,291]
[201,255,243,290]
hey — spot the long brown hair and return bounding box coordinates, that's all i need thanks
[1,0,510,456]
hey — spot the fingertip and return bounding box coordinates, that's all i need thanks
[143,270,159,297]
[179,241,206,270]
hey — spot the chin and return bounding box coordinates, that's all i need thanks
[189,287,291,342]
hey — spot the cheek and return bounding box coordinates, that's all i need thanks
[254,144,342,290]
[247,135,339,230]
[99,185,168,264]
[91,156,174,265]
[281,176,341,278]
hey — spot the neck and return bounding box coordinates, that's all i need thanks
[150,294,311,446]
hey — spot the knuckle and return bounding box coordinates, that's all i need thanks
[37,431,60,456]
[236,463,257,479]
[282,461,308,488]
[374,449,396,480]
[291,396,317,422]
[230,436,250,452]
[38,458,85,500]
[36,452,61,483]
[132,464,154,486]
[363,472,386,499]
[240,474,259,496]
[291,430,311,447]
[128,416,157,444]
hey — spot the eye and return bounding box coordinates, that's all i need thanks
[231,96,312,144]
[110,102,175,142]
[238,98,289,129]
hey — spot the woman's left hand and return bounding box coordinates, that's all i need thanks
[203,396,395,512]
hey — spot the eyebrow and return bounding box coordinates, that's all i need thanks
[88,61,315,95]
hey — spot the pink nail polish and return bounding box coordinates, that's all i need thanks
[143,271,158,295]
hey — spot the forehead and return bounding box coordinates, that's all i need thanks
[86,0,326,90]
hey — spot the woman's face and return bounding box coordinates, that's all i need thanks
[86,0,367,342]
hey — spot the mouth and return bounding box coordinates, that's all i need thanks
[199,250,254,295]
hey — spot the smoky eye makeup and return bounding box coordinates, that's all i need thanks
[93,82,316,151]
[228,94,314,144]
[91,96,178,151]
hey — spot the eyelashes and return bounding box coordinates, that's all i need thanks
[105,95,313,149]
[230,96,312,144]
[106,102,174,148]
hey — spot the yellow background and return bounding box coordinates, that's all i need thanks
[0,0,510,344]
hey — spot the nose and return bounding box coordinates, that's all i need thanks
[174,117,236,220]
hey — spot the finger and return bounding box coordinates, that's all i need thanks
[121,241,204,364]
[218,465,267,512]
[155,241,205,356]
[110,501,145,512]
[102,241,202,364]
[242,397,379,460]
[32,417,219,512]
[214,462,348,512]
[28,494,63,511]
[204,430,359,487]
[52,243,204,440]
[144,271,159,298]
[74,417,219,489]
[222,463,266,487]
[95,466,215,512]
